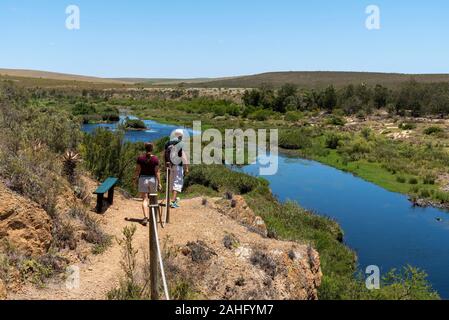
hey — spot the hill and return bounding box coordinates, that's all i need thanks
[193,71,449,89]
[0,68,130,84]
[3,68,449,89]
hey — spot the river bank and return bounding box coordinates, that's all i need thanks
[126,106,449,212]
[81,117,447,299]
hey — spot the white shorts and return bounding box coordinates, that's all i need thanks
[138,176,157,193]
[171,165,184,193]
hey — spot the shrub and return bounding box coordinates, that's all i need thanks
[68,206,112,254]
[82,128,144,193]
[409,177,419,185]
[396,176,406,184]
[248,109,272,121]
[325,133,340,150]
[361,127,372,140]
[279,129,313,150]
[52,217,77,250]
[285,111,302,122]
[435,191,449,203]
[424,126,444,135]
[399,122,416,130]
[420,189,431,198]
[326,115,346,126]
[124,118,146,130]
[184,165,259,195]
[423,175,436,185]
[107,226,148,300]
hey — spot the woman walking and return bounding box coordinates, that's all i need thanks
[134,142,162,226]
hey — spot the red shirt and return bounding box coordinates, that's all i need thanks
[137,154,159,176]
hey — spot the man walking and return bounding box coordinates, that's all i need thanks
[165,129,189,208]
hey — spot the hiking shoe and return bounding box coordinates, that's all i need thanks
[170,201,179,209]
[141,217,149,226]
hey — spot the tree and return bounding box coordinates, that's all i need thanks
[321,85,338,111]
[395,80,423,116]
[355,83,372,106]
[274,83,298,113]
[373,84,389,109]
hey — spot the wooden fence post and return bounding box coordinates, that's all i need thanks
[166,165,171,224]
[149,194,159,300]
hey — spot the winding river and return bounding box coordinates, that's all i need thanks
[83,118,449,298]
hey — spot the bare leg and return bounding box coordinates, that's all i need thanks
[140,192,149,219]
[172,190,178,203]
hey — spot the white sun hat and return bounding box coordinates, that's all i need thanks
[173,129,184,137]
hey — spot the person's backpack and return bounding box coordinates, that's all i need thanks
[164,140,181,165]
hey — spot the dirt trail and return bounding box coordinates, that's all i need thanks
[10,181,321,300]
[9,188,256,300]
[10,187,154,300]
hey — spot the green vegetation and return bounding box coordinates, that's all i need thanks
[241,80,449,117]
[399,122,417,130]
[123,118,147,130]
[0,240,68,288]
[72,102,120,124]
[107,226,149,300]
[424,126,444,136]
[81,128,145,194]
[183,164,439,300]
[274,125,449,205]
[0,82,111,287]
[107,226,197,300]
[80,125,439,299]
[2,80,444,299]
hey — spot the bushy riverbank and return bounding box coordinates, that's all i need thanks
[80,126,440,299]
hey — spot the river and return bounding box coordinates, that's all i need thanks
[83,118,449,298]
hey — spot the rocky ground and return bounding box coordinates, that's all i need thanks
[2,177,322,300]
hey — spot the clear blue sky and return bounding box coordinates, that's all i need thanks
[1,0,448,78]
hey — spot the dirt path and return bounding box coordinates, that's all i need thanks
[10,184,321,300]
[10,188,165,300]
[10,189,254,300]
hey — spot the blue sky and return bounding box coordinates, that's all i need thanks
[0,0,448,78]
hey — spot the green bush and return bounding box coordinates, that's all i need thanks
[72,102,96,116]
[285,111,302,122]
[424,126,444,135]
[396,176,406,184]
[325,133,340,149]
[409,177,419,185]
[81,128,144,193]
[423,175,436,185]
[279,129,313,150]
[248,109,273,121]
[399,122,417,130]
[326,115,346,126]
[184,165,259,195]
[124,118,146,130]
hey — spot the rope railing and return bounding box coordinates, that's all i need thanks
[149,201,170,300]
[147,167,172,300]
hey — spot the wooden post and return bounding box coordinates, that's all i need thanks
[107,187,114,205]
[149,194,159,300]
[96,193,104,213]
[166,165,171,224]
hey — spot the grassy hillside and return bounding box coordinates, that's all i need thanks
[5,68,449,90]
[0,68,130,84]
[193,71,449,89]
[0,75,133,89]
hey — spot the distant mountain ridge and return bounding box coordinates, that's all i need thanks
[0,68,129,84]
[192,71,449,89]
[2,68,449,88]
